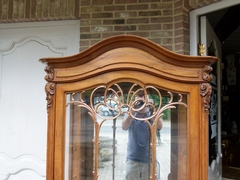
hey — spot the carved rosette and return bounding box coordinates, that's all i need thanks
[44,66,55,111]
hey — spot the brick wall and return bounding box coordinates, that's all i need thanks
[0,0,80,22]
[173,0,221,54]
[80,0,175,52]
[0,0,221,55]
[80,0,220,54]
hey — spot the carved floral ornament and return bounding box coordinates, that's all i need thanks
[44,66,55,111]
[200,65,214,116]
[202,65,213,82]
[44,66,54,81]
[45,82,55,110]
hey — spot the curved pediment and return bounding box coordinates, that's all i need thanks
[40,35,218,83]
[40,35,220,180]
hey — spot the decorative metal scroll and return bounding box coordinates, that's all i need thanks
[66,83,187,180]
[67,83,188,122]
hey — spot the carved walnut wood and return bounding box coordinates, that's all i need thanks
[39,35,218,180]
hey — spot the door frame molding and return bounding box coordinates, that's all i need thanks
[189,1,240,179]
[0,20,80,179]
[0,20,80,54]
[189,0,240,55]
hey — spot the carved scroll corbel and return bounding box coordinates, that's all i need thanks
[44,66,55,111]
[200,65,213,116]
[200,66,212,117]
[200,83,212,116]
[45,82,55,110]
[202,65,213,82]
[44,66,54,81]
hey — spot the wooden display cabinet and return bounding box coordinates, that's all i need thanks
[39,35,218,180]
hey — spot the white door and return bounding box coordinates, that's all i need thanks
[0,20,79,180]
[200,16,222,180]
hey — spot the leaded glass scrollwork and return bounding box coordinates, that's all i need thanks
[67,83,187,121]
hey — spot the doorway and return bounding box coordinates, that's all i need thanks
[190,1,240,179]
[0,20,80,179]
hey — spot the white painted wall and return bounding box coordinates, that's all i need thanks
[0,20,80,180]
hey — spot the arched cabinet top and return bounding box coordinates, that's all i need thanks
[40,35,219,180]
[39,35,218,83]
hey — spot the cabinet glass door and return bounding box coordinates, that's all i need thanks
[64,82,187,180]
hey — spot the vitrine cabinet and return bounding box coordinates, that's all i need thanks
[40,35,218,180]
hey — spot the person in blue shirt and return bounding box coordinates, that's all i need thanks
[121,90,163,180]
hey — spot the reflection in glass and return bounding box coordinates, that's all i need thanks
[65,82,187,180]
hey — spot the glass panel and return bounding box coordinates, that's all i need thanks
[65,82,187,180]
[165,94,188,180]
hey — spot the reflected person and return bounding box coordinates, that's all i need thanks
[121,90,163,180]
